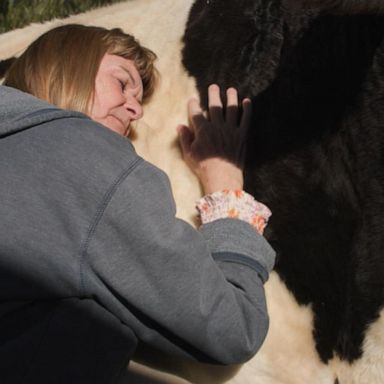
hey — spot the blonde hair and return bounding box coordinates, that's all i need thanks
[4,24,158,113]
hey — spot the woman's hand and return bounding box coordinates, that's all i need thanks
[178,84,252,195]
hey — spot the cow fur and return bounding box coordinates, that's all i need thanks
[288,0,384,14]
[183,0,384,382]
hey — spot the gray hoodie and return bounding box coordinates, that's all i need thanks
[0,85,275,383]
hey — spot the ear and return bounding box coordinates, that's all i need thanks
[283,0,384,14]
[0,57,17,79]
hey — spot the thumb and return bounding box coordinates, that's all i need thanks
[177,124,194,155]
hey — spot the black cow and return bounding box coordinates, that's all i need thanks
[182,0,384,376]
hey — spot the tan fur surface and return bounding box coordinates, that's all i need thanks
[1,1,381,383]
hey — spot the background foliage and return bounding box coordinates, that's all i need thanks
[0,0,125,33]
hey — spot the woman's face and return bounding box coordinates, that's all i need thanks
[89,53,144,137]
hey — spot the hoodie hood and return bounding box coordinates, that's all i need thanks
[0,85,86,138]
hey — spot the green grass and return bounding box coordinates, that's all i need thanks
[0,0,125,33]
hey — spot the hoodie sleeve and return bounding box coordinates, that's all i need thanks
[83,159,275,365]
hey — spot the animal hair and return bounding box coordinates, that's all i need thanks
[285,0,384,14]
[183,0,384,365]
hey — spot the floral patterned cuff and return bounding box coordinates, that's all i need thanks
[196,190,272,235]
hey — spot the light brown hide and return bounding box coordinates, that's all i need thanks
[1,1,383,383]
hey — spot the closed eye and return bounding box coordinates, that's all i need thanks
[118,79,126,90]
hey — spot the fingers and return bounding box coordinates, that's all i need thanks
[182,84,251,145]
[208,85,243,127]
[188,85,251,131]
[188,97,206,132]
[226,87,239,126]
[208,84,224,124]
[177,124,194,154]
[239,98,252,135]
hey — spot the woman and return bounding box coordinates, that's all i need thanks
[3,24,157,137]
[0,24,275,383]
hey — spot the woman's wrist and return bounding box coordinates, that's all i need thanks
[197,158,244,195]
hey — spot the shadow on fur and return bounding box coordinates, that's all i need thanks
[0,57,16,79]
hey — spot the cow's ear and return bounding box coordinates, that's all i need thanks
[283,0,384,14]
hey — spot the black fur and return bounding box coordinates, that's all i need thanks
[183,0,384,363]
[287,0,384,14]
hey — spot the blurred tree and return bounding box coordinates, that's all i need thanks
[0,0,125,33]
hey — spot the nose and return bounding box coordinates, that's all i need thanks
[125,96,143,121]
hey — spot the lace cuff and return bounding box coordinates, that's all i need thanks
[196,190,272,235]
